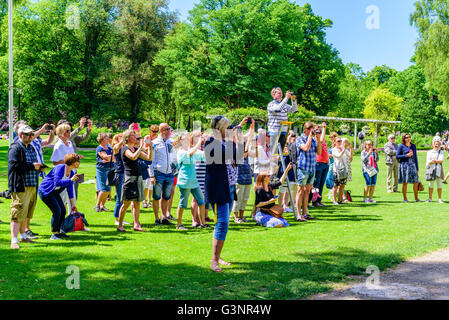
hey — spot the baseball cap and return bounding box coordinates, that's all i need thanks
[18,125,34,135]
[388,134,395,139]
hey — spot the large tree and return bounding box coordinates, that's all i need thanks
[388,65,443,134]
[109,0,177,122]
[411,0,449,113]
[155,0,343,116]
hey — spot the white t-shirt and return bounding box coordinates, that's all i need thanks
[51,139,75,163]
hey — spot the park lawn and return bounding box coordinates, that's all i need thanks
[1,139,449,300]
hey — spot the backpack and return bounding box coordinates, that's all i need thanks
[61,211,89,233]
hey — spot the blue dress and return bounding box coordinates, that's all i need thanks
[397,144,419,184]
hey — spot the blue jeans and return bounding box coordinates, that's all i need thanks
[213,203,231,241]
[178,186,205,209]
[228,185,236,213]
[313,162,329,203]
[96,167,111,192]
[153,171,174,201]
[39,190,66,233]
[363,172,378,186]
[113,173,124,218]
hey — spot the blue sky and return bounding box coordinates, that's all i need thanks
[167,0,419,73]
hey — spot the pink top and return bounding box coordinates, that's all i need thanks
[316,140,329,164]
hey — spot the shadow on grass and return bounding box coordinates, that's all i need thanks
[0,245,405,300]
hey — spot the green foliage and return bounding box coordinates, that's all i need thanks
[411,0,449,113]
[388,65,444,135]
[366,65,398,85]
[333,63,376,118]
[363,87,403,121]
[155,0,344,117]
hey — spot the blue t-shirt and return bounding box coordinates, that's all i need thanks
[177,150,205,189]
[96,145,114,169]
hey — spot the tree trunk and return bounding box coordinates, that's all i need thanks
[129,82,140,122]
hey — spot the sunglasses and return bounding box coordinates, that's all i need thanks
[161,128,170,131]
[23,133,34,137]
[336,140,342,143]
[152,130,159,133]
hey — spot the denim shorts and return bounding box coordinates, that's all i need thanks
[96,167,111,192]
[152,171,174,201]
[178,186,205,209]
[363,172,378,186]
[297,168,315,186]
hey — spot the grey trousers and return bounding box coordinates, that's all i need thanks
[386,160,399,192]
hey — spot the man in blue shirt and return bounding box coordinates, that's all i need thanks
[295,122,322,222]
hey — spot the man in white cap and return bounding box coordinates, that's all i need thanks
[384,134,399,193]
[7,125,46,249]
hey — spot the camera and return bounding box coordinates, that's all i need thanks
[290,91,295,95]
[247,117,253,124]
[46,125,53,131]
[315,129,321,135]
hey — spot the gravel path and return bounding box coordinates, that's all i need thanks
[309,248,449,300]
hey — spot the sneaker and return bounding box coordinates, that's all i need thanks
[333,201,340,206]
[94,205,100,212]
[25,230,38,239]
[363,199,369,203]
[234,217,243,224]
[201,224,212,228]
[50,234,63,240]
[101,207,111,212]
[155,219,162,226]
[439,199,444,204]
[205,217,213,222]
[317,202,325,207]
[27,230,39,236]
[283,207,292,213]
[368,199,376,203]
[167,215,175,221]
[426,199,432,203]
[161,219,173,225]
[11,242,19,249]
[404,199,409,203]
[142,201,148,208]
[176,225,187,230]
[416,199,423,203]
[304,214,316,220]
[240,217,249,223]
[57,233,70,239]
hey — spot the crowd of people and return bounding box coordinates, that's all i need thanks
[4,86,449,272]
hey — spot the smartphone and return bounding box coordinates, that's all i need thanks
[77,173,85,184]
[274,195,279,200]
[39,163,49,169]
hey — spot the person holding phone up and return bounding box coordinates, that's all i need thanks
[38,154,81,240]
[397,133,421,203]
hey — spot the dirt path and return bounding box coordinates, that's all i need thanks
[309,248,449,300]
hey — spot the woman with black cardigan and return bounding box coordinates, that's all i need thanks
[396,133,421,202]
[205,116,239,272]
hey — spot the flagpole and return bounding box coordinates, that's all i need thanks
[8,0,13,146]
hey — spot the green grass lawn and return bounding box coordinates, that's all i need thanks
[1,139,449,300]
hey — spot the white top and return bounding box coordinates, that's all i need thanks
[332,147,348,171]
[254,145,273,174]
[51,139,75,163]
[426,149,444,178]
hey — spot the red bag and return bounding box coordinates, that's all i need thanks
[61,211,89,233]
[345,190,352,202]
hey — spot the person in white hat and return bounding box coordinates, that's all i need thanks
[384,134,399,193]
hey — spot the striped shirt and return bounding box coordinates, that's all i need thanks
[267,98,298,133]
[195,161,207,195]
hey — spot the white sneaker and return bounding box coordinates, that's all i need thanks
[363,199,369,203]
[333,201,340,206]
[426,199,432,203]
[283,207,292,213]
[439,199,444,204]
[115,220,131,226]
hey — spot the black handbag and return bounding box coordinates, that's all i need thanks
[106,153,119,186]
[123,179,139,199]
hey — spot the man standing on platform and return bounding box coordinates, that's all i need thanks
[267,87,298,154]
